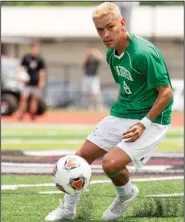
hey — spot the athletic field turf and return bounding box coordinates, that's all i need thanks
[2,175,184,222]
[1,124,183,151]
[2,122,184,221]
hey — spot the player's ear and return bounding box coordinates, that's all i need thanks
[121,18,126,29]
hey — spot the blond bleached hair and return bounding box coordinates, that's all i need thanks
[92,2,122,20]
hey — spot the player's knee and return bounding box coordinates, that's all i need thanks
[102,157,118,175]
[75,149,93,165]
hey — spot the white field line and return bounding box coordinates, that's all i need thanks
[22,150,184,158]
[2,128,183,134]
[2,139,83,144]
[1,162,172,172]
[1,138,183,144]
[39,191,62,194]
[2,132,88,136]
[23,150,76,156]
[2,123,183,131]
[145,193,184,197]
[39,191,184,196]
[2,176,183,190]
[2,162,176,174]
[2,123,96,129]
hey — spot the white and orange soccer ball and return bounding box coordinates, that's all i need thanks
[52,155,92,194]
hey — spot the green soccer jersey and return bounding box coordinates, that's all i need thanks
[106,34,173,125]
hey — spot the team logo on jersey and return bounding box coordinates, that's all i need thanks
[114,66,133,81]
[64,158,80,170]
[29,61,38,69]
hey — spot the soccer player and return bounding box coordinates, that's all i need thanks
[45,2,173,221]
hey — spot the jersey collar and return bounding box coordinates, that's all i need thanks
[113,33,133,60]
[114,50,125,59]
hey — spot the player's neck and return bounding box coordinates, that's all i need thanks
[115,32,130,56]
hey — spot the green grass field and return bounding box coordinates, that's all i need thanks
[1,124,183,152]
[2,175,184,222]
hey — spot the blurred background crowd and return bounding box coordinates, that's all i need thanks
[1,1,184,118]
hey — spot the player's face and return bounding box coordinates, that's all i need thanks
[31,44,40,56]
[94,14,125,48]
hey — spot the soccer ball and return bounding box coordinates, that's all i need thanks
[52,155,92,194]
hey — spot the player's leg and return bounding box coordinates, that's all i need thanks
[17,87,29,120]
[75,139,107,164]
[102,122,169,221]
[60,116,122,220]
[45,116,122,221]
[102,147,139,221]
[63,140,107,211]
[29,87,41,120]
[45,140,107,222]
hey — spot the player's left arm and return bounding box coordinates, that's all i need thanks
[123,51,173,142]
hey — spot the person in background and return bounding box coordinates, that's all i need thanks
[80,47,104,110]
[16,40,46,120]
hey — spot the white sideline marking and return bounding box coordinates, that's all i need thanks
[2,123,183,131]
[2,139,83,144]
[2,123,96,129]
[2,176,183,190]
[39,191,185,196]
[22,150,183,158]
[24,150,76,156]
[2,132,87,136]
[39,191,62,194]
[2,138,183,144]
[39,189,90,195]
[1,162,172,173]
[146,193,184,197]
[2,127,183,136]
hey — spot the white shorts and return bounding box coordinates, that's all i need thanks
[82,76,100,94]
[22,86,41,98]
[87,116,169,171]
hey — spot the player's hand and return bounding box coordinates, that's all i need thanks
[39,82,45,88]
[122,122,145,142]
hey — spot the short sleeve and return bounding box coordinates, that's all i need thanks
[38,58,46,70]
[146,53,169,89]
[20,55,27,67]
[133,52,170,89]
